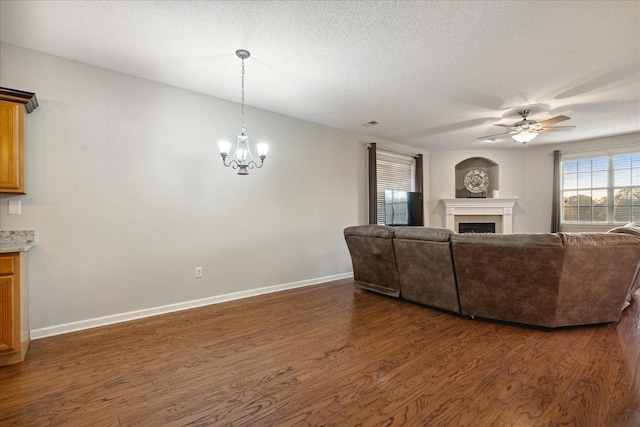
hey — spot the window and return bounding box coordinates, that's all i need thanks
[367,144,423,226]
[376,153,414,225]
[562,151,640,224]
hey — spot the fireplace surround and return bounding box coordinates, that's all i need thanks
[441,198,517,233]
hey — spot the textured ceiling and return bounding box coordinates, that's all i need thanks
[1,0,639,151]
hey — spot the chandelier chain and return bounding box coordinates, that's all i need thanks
[241,57,245,135]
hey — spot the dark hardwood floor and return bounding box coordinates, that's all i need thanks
[1,278,639,426]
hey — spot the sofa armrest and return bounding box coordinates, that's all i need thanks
[608,222,640,239]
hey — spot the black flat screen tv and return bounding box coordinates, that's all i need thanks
[384,190,423,226]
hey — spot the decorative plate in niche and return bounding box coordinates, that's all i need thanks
[463,168,489,193]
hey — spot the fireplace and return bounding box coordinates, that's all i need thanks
[441,198,517,234]
[459,222,496,233]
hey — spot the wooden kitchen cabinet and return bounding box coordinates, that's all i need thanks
[0,252,30,366]
[0,88,38,194]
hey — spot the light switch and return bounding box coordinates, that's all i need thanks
[8,200,21,215]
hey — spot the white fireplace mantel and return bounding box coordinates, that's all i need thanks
[441,198,518,233]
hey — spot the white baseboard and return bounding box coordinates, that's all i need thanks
[30,272,353,340]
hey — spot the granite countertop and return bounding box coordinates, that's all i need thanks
[0,230,35,253]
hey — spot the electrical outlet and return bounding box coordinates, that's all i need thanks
[8,201,21,215]
[195,267,203,278]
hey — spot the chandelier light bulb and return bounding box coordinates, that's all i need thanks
[256,143,269,158]
[236,148,249,163]
[218,140,232,157]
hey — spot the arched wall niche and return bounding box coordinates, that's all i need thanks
[455,157,499,198]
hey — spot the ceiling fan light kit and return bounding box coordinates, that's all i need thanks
[478,109,575,146]
[512,130,538,144]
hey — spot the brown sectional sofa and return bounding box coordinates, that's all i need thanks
[344,224,640,328]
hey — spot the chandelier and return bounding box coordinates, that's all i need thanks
[218,49,269,175]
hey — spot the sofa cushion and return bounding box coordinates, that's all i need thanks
[451,233,563,248]
[344,225,396,239]
[395,226,453,242]
[561,232,640,246]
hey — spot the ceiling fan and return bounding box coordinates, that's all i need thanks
[478,110,575,144]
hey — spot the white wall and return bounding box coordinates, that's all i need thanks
[429,133,639,232]
[0,44,370,334]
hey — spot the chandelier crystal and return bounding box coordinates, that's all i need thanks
[219,49,268,175]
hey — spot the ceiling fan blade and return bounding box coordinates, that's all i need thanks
[537,115,570,126]
[539,126,576,132]
[477,131,515,140]
[494,124,518,128]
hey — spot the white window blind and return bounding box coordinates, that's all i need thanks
[376,152,414,225]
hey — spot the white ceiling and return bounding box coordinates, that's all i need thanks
[1,0,639,151]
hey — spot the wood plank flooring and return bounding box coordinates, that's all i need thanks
[1,278,639,426]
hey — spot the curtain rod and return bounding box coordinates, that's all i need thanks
[367,143,419,159]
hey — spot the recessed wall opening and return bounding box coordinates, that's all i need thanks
[458,222,496,234]
[455,157,499,198]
